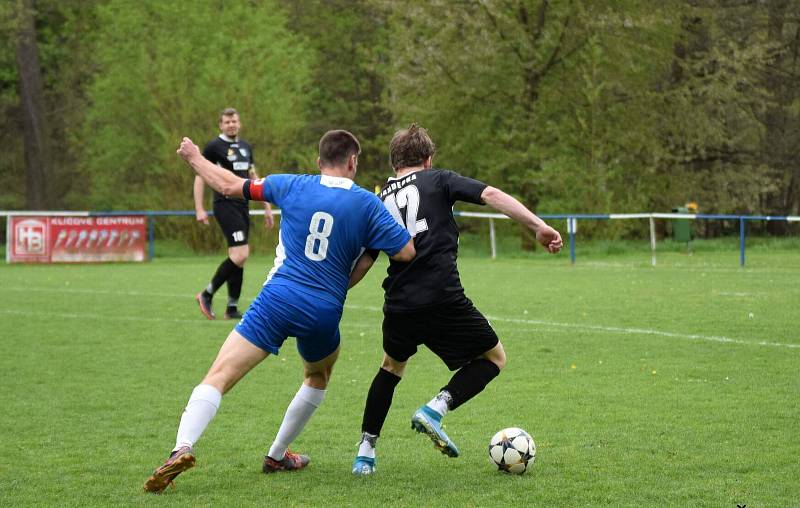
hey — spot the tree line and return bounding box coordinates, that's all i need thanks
[2,0,798,242]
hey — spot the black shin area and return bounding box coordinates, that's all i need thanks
[210,258,237,294]
[227,263,244,301]
[361,368,402,436]
[442,358,500,411]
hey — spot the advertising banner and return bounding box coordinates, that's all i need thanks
[7,215,147,263]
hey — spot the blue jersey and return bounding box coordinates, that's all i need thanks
[243,174,411,306]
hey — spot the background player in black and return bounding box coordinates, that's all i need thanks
[349,124,563,475]
[194,108,274,320]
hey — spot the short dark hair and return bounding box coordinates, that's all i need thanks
[318,130,361,167]
[389,123,435,170]
[219,107,239,121]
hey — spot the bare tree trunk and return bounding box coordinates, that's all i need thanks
[763,1,788,221]
[15,0,50,209]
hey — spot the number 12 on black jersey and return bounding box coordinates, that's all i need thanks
[384,185,428,236]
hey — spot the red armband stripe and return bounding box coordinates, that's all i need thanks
[247,178,266,201]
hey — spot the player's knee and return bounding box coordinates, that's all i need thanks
[304,369,332,389]
[483,343,506,371]
[380,355,406,377]
[230,253,248,266]
[228,246,249,266]
[201,371,232,395]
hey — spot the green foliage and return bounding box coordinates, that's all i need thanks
[280,0,394,189]
[380,1,683,240]
[0,2,18,108]
[0,0,105,209]
[1,0,798,243]
[38,1,105,208]
[0,1,25,209]
[535,3,680,221]
[382,1,551,186]
[653,1,800,222]
[79,0,313,212]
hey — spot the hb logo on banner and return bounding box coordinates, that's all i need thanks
[15,219,47,255]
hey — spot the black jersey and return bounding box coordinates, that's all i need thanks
[202,135,255,203]
[373,168,487,312]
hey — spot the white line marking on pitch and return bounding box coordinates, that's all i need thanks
[4,287,797,349]
[0,308,376,330]
[0,308,210,325]
[714,291,763,298]
[344,305,799,350]
[6,286,190,299]
[487,316,799,349]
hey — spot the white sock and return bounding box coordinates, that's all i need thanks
[357,432,377,459]
[174,384,222,451]
[425,390,452,417]
[267,384,326,460]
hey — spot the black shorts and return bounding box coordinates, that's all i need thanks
[213,199,250,247]
[382,297,499,371]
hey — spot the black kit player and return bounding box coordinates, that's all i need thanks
[194,108,274,320]
[349,124,563,475]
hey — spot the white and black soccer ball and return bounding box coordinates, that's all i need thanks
[488,427,536,474]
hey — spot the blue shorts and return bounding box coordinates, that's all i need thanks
[235,283,343,362]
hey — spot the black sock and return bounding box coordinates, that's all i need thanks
[361,368,402,436]
[227,263,244,306]
[209,258,237,295]
[442,359,500,411]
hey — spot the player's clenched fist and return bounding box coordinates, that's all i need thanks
[536,225,563,254]
[177,137,200,161]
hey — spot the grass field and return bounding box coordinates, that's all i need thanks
[1,246,799,507]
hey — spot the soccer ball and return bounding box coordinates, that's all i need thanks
[488,427,536,474]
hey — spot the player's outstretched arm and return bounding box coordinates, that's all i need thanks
[480,186,563,253]
[177,137,245,198]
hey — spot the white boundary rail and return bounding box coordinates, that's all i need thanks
[2,210,798,266]
[455,211,800,266]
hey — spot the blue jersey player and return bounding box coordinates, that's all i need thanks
[144,130,415,493]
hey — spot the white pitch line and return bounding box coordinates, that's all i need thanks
[487,316,800,349]
[714,291,765,298]
[0,308,377,330]
[3,287,797,350]
[0,308,213,326]
[344,304,799,350]
[344,304,383,313]
[6,286,191,299]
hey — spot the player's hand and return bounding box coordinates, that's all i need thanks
[536,225,563,254]
[196,209,209,225]
[177,137,200,162]
[264,208,275,230]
